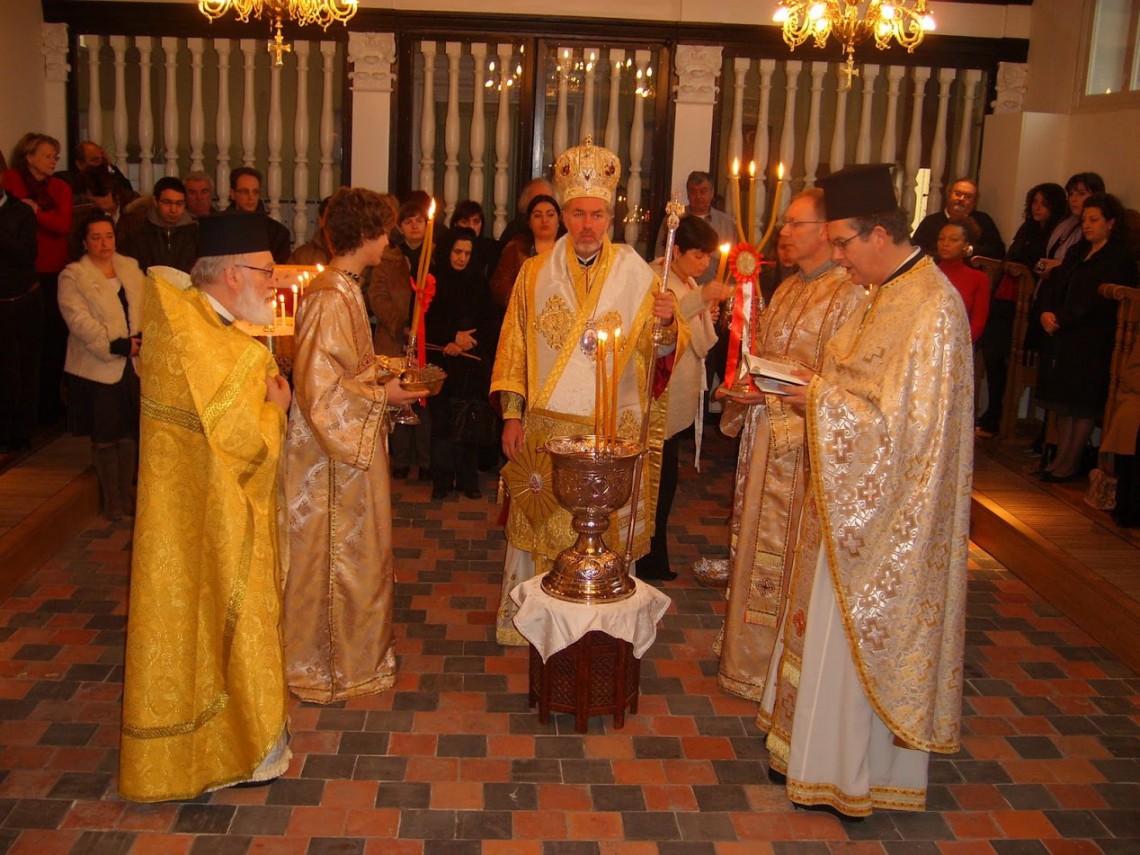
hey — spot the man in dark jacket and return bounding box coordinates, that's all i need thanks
[0,184,42,451]
[119,177,199,274]
[226,167,293,263]
[912,177,1005,261]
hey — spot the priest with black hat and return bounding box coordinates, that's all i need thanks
[119,213,293,802]
[758,164,974,820]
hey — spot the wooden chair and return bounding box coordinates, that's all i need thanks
[1099,283,1140,454]
[1000,261,1040,440]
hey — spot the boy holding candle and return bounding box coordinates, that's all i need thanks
[491,137,688,644]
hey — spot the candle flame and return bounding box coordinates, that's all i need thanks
[428,199,437,218]
[720,242,731,253]
[316,263,324,272]
[598,330,608,343]
[777,162,785,180]
[732,158,740,177]
[748,160,756,177]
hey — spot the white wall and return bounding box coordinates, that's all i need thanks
[981,0,1140,237]
[0,0,48,160]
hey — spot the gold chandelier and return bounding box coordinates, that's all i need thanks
[198,1,359,64]
[773,1,936,88]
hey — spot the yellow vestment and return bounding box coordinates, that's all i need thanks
[717,263,865,700]
[120,274,290,802]
[283,269,397,703]
[491,236,688,644]
[761,254,973,815]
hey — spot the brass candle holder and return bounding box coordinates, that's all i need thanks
[541,436,642,604]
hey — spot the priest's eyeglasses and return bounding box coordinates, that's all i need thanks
[236,264,275,276]
[830,229,870,251]
[776,219,823,230]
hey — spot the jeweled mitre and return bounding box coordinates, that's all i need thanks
[553,136,621,205]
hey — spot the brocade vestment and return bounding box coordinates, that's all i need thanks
[716,263,865,701]
[283,269,398,702]
[760,254,973,815]
[490,236,688,645]
[120,273,290,802]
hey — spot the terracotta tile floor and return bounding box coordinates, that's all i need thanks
[0,431,1137,854]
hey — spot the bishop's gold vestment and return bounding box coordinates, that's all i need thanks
[760,254,973,816]
[716,263,865,700]
[120,274,290,802]
[283,269,398,703]
[491,236,688,644]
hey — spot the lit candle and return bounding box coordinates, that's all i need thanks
[411,199,438,352]
[759,161,786,251]
[594,337,603,455]
[747,160,756,245]
[597,331,608,449]
[291,283,299,318]
[715,242,732,283]
[610,328,621,441]
[730,158,746,244]
[277,293,285,320]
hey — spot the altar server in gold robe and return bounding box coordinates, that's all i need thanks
[491,137,688,645]
[715,188,866,701]
[120,215,293,801]
[283,188,419,702]
[761,165,973,819]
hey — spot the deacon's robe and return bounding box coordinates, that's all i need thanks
[716,263,865,700]
[120,273,290,802]
[760,254,973,816]
[283,269,398,703]
[491,235,688,645]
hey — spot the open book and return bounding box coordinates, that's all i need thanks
[743,354,808,386]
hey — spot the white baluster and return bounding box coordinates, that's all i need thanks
[624,50,650,246]
[187,38,205,173]
[267,44,284,221]
[954,69,983,182]
[492,43,513,238]
[778,60,801,201]
[160,37,180,177]
[319,41,337,198]
[728,58,748,226]
[904,67,932,214]
[928,68,956,213]
[880,65,905,174]
[554,46,572,157]
[86,35,102,145]
[443,42,462,219]
[293,41,311,243]
[603,49,624,155]
[240,39,258,167]
[214,39,232,197]
[468,43,487,206]
[802,62,826,189]
[41,24,71,149]
[829,65,851,172]
[419,41,437,193]
[854,64,880,163]
[108,36,129,174]
[581,48,598,142]
[137,37,155,191]
[752,59,776,226]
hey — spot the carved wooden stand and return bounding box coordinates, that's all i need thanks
[528,630,640,733]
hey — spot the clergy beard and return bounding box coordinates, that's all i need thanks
[234,272,276,325]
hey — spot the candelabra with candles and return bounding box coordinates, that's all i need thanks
[719,159,785,398]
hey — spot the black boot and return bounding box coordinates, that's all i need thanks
[117,438,138,516]
[92,444,122,521]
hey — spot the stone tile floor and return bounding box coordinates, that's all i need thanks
[0,431,1137,854]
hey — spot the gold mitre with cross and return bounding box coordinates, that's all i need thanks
[553,136,621,206]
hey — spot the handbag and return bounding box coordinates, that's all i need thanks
[449,398,498,446]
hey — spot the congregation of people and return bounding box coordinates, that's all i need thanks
[3,124,1140,822]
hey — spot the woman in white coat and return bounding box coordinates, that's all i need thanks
[640,215,732,581]
[58,212,144,520]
